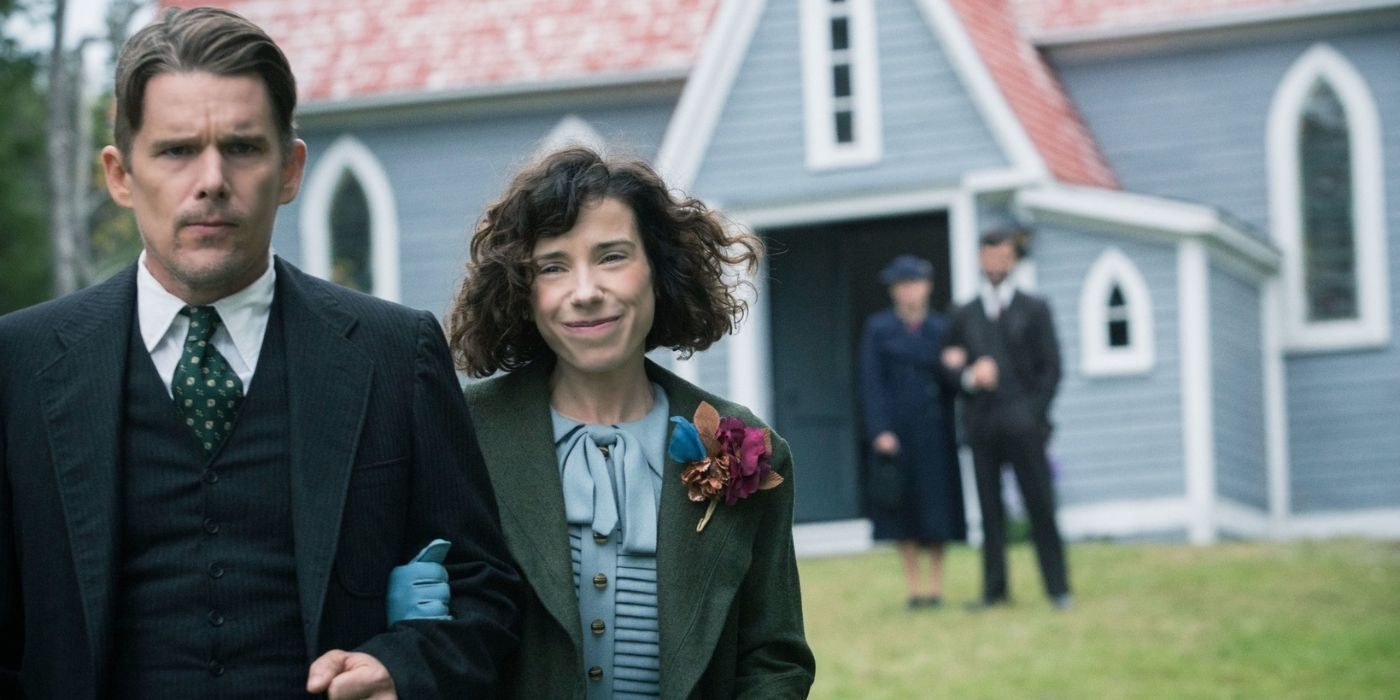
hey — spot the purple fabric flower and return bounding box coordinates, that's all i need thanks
[717,417,772,505]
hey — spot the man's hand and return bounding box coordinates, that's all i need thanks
[307,650,397,699]
[941,345,967,371]
[872,431,900,456]
[970,357,999,390]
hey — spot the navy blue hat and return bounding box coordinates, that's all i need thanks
[879,254,933,285]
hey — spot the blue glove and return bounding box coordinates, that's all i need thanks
[386,538,453,625]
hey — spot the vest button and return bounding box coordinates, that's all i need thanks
[588,666,603,681]
[207,609,224,627]
[207,659,224,676]
[593,532,608,544]
[590,619,606,635]
[592,573,608,589]
[203,518,220,535]
[202,469,219,484]
[207,561,225,579]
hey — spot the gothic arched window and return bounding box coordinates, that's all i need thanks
[1080,248,1155,376]
[329,172,372,293]
[299,136,401,302]
[1269,44,1389,351]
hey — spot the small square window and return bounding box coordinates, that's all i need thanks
[830,17,849,51]
[832,64,852,98]
[834,111,854,143]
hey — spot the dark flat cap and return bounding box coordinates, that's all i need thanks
[878,254,934,285]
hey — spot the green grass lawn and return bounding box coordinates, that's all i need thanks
[798,539,1400,699]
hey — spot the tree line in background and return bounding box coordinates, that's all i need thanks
[1,0,147,315]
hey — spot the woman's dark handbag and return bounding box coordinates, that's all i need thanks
[866,452,904,511]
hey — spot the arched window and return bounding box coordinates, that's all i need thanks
[299,136,401,302]
[329,172,372,293]
[1080,248,1155,376]
[1268,44,1389,351]
[1106,285,1130,347]
[800,0,882,170]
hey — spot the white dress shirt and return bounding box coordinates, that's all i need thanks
[137,251,276,397]
[979,279,1018,321]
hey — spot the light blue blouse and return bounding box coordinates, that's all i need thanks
[552,384,668,699]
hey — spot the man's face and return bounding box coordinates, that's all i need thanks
[102,71,306,305]
[979,240,1018,286]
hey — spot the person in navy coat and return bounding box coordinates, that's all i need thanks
[858,255,966,609]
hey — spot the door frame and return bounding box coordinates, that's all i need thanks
[721,186,977,424]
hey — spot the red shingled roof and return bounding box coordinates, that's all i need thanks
[161,0,719,103]
[1015,0,1350,35]
[157,0,1130,187]
[950,0,1117,187]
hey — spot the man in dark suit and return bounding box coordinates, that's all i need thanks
[944,226,1071,610]
[0,7,520,698]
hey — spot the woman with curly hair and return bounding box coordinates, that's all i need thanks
[387,147,815,698]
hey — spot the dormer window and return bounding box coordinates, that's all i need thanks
[801,0,882,170]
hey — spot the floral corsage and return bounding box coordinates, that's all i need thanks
[668,401,784,532]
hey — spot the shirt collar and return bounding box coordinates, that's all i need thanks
[135,250,277,363]
[551,383,670,470]
[979,278,1018,316]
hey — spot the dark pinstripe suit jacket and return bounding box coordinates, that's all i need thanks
[0,258,522,698]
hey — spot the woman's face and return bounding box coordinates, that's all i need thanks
[529,197,656,380]
[889,279,931,310]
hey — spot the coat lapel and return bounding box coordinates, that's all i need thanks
[276,260,374,655]
[467,362,582,653]
[650,363,752,700]
[36,266,137,686]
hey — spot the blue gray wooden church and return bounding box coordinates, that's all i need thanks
[241,0,1400,549]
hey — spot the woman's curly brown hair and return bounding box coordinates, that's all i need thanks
[447,147,763,377]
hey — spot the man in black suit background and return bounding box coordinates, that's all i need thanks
[943,226,1071,610]
[0,7,519,698]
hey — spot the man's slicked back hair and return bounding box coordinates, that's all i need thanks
[112,6,297,158]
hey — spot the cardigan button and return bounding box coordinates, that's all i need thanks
[588,666,603,681]
[592,573,608,589]
[591,619,606,635]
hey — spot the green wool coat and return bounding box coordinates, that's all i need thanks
[464,359,816,699]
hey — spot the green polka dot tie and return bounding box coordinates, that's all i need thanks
[172,306,244,455]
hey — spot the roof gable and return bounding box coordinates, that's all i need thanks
[660,0,1115,192]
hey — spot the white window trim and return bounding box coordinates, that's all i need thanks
[299,135,402,302]
[1267,43,1389,353]
[535,114,608,160]
[799,0,883,171]
[1079,247,1155,376]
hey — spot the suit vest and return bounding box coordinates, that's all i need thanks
[109,299,307,697]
